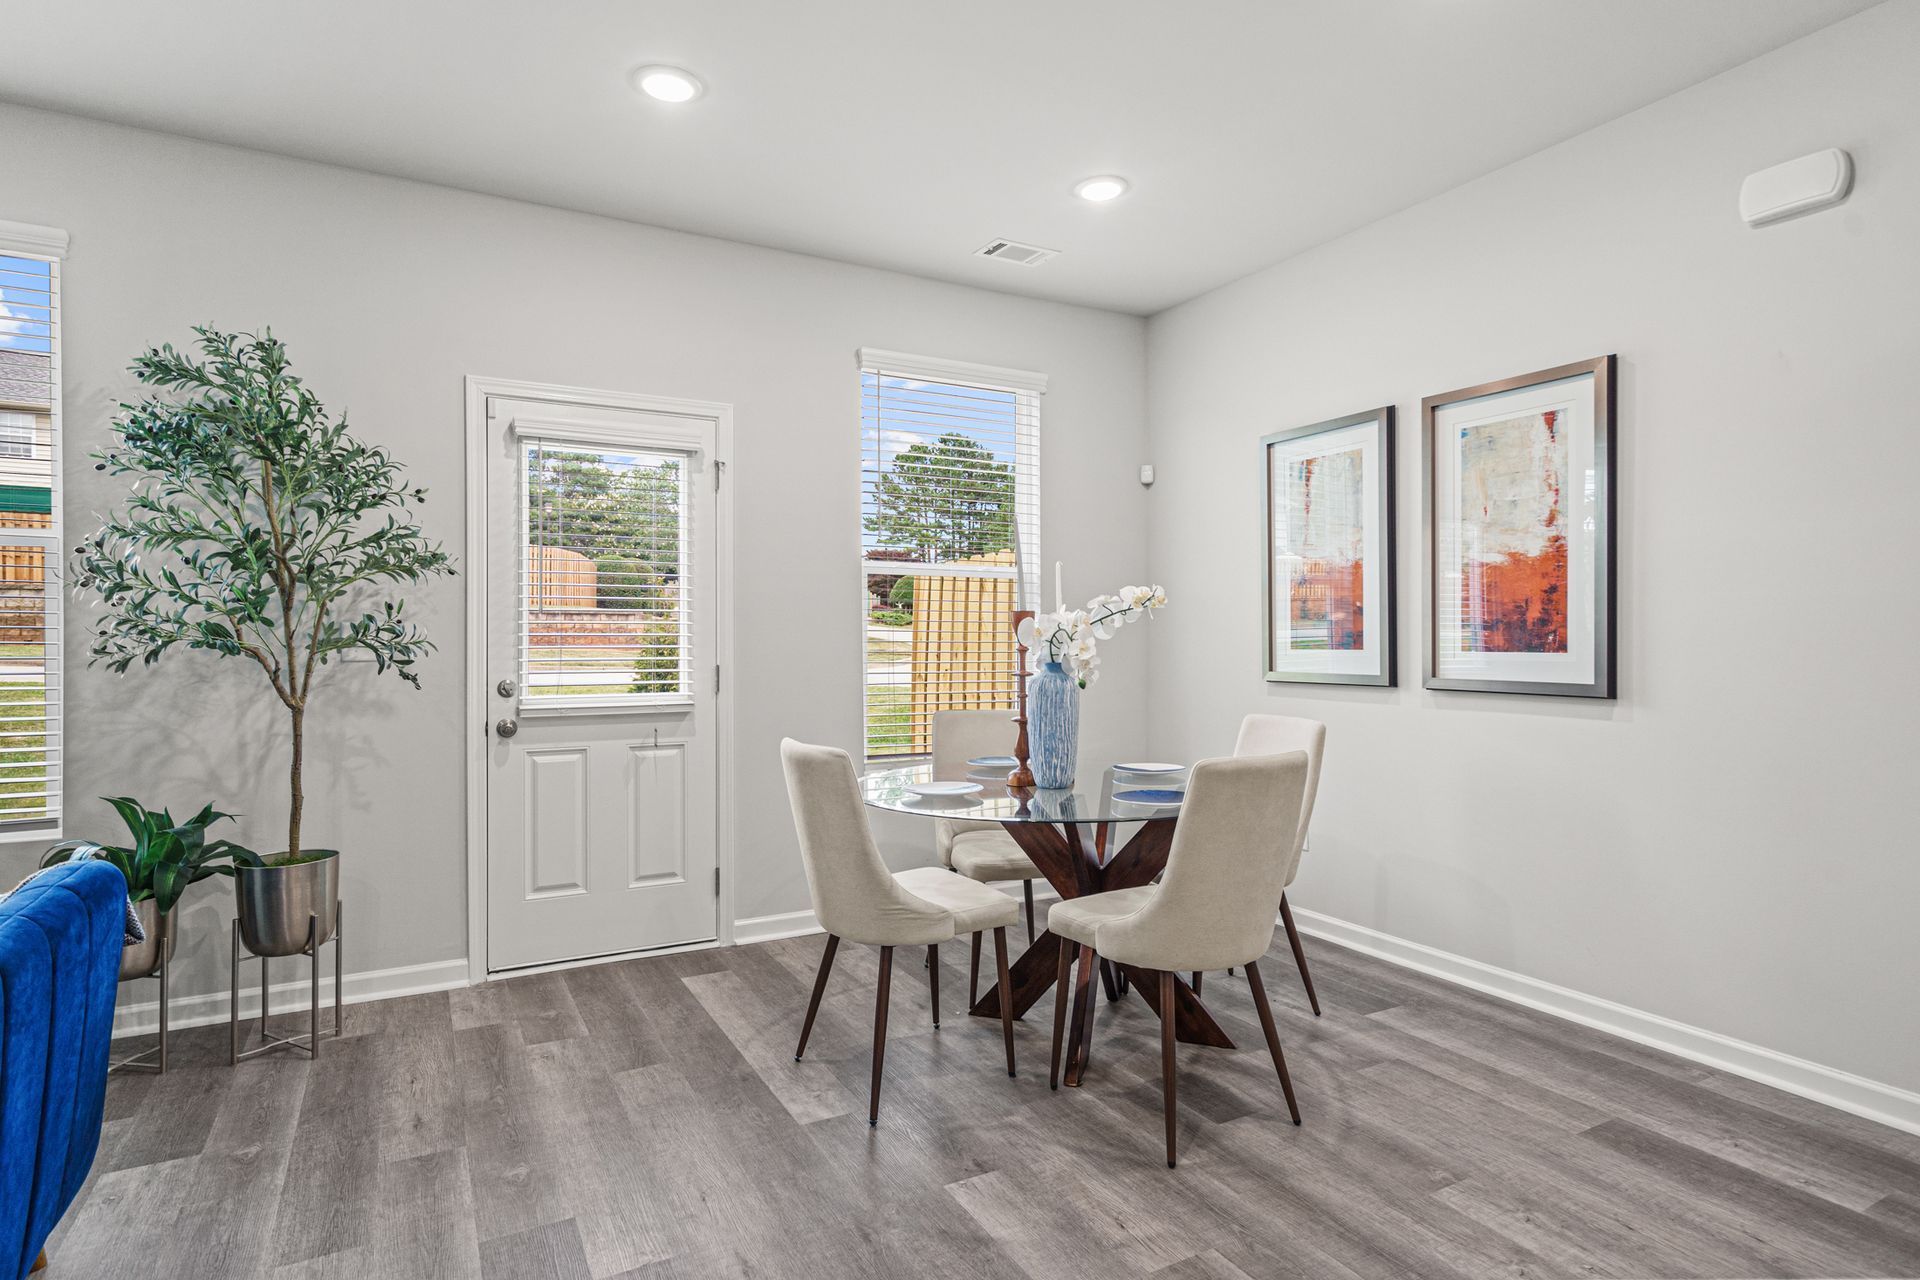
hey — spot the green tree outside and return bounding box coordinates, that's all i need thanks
[864,432,1013,562]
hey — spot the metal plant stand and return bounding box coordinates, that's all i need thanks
[112,912,170,1075]
[230,900,344,1064]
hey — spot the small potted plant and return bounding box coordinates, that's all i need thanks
[73,328,455,956]
[41,798,257,979]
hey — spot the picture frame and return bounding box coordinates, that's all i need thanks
[1422,355,1615,698]
[1261,406,1396,686]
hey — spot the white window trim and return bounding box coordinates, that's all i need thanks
[0,219,66,842]
[0,220,70,260]
[855,347,1047,396]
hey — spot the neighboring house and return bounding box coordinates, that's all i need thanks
[0,348,53,526]
[0,349,52,646]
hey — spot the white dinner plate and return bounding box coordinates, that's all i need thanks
[906,781,983,798]
[967,755,1018,768]
[1114,762,1183,775]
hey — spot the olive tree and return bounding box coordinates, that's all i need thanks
[75,327,455,858]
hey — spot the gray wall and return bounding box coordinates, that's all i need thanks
[0,104,1150,999]
[1143,2,1920,1092]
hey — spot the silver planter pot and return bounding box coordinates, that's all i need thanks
[234,851,340,957]
[119,899,176,981]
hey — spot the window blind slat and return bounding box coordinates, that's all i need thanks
[518,438,691,704]
[859,363,1039,761]
[0,245,60,828]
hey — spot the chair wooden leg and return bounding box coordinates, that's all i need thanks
[1049,935,1073,1090]
[1280,894,1321,1016]
[969,930,982,1008]
[928,943,941,1029]
[870,945,894,1125]
[1191,971,1203,995]
[1160,969,1179,1168]
[32,1250,48,1273]
[1071,945,1099,1081]
[1243,959,1302,1125]
[794,933,840,1060]
[1023,880,1036,943]
[993,927,1016,1077]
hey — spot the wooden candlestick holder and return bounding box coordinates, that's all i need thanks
[1008,609,1035,789]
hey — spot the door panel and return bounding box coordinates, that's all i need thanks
[485,393,719,971]
[524,749,588,897]
[626,742,688,887]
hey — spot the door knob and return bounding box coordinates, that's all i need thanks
[496,678,517,698]
[495,717,519,739]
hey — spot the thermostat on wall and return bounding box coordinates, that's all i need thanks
[1740,148,1853,227]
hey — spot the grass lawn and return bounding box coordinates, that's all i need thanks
[864,685,915,759]
[0,679,50,822]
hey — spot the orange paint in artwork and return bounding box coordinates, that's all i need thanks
[1291,557,1365,650]
[1466,534,1567,653]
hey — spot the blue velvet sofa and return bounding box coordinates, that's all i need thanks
[0,860,125,1279]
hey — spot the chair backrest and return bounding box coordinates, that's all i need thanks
[931,709,1016,775]
[779,738,949,945]
[1233,714,1325,885]
[928,710,1013,859]
[1097,752,1309,972]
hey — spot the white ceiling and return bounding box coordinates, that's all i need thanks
[1,0,1879,314]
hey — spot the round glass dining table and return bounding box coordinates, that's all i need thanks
[859,757,1236,1086]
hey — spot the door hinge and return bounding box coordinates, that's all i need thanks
[713,867,721,897]
[714,664,721,695]
[713,459,725,492]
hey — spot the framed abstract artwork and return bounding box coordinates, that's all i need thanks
[1262,406,1396,686]
[1423,355,1616,697]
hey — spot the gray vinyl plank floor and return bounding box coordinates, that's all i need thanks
[48,932,1920,1280]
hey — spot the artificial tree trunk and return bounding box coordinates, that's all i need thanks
[288,701,304,859]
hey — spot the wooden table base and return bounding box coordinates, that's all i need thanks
[966,816,1234,1084]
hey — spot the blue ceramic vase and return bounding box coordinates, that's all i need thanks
[1028,661,1080,789]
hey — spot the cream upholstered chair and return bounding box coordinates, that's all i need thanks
[1226,714,1325,1015]
[780,738,1020,1125]
[1190,714,1327,1010]
[931,710,1044,997]
[1047,752,1310,1167]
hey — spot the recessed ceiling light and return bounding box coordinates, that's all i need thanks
[1073,175,1129,203]
[631,65,704,103]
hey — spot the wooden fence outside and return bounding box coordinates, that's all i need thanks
[906,550,1018,756]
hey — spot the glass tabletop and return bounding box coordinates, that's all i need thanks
[860,757,1190,824]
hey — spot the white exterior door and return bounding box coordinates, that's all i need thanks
[482,391,721,971]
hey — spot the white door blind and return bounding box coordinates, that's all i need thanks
[519,437,691,706]
[0,237,62,832]
[858,352,1041,760]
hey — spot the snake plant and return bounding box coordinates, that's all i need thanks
[41,797,263,915]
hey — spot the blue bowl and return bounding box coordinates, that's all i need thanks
[1114,788,1185,805]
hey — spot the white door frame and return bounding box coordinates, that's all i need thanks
[463,375,736,984]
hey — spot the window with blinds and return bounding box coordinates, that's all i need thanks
[0,227,64,833]
[858,350,1043,761]
[520,437,691,706]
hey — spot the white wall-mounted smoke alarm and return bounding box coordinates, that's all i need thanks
[1740,148,1853,227]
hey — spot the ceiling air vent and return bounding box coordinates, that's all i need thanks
[975,238,1059,266]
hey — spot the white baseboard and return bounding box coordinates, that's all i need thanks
[1292,907,1920,1139]
[111,957,469,1040]
[732,908,822,945]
